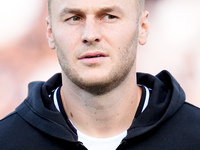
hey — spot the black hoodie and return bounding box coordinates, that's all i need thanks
[1,70,200,150]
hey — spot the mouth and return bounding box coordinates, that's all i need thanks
[78,52,108,64]
[79,52,107,60]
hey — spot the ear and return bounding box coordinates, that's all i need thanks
[138,11,149,45]
[46,16,56,49]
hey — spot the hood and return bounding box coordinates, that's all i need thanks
[16,70,185,141]
[16,74,78,142]
[126,70,185,139]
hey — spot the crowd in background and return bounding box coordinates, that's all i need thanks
[0,0,200,118]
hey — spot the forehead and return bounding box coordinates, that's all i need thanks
[50,0,137,14]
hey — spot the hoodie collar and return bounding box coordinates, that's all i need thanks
[126,70,185,139]
[16,71,185,141]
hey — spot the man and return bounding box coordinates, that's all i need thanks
[0,0,200,149]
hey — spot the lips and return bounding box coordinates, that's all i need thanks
[79,52,107,60]
[78,51,108,64]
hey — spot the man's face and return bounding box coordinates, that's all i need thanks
[47,0,148,94]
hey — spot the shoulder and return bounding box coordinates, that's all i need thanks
[166,102,200,135]
[178,102,200,119]
[0,111,21,127]
[0,111,26,136]
[0,110,37,144]
[0,111,24,147]
[0,110,49,149]
[153,102,200,148]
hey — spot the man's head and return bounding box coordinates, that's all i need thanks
[46,0,149,95]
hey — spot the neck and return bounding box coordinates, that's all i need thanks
[60,71,142,138]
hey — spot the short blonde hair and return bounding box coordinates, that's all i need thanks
[47,0,51,15]
[47,0,145,16]
[137,0,145,14]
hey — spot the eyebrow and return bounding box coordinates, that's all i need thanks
[59,6,124,17]
[60,8,82,17]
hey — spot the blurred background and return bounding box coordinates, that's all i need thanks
[0,0,200,119]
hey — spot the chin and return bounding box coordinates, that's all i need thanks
[78,81,114,95]
[72,74,125,95]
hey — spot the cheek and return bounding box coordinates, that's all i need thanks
[105,23,138,48]
[117,29,139,60]
[53,30,80,55]
[53,24,81,45]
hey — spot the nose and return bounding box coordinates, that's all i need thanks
[81,18,102,44]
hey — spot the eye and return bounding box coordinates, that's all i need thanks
[65,16,82,24]
[102,14,118,23]
[71,16,81,21]
[105,14,117,20]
